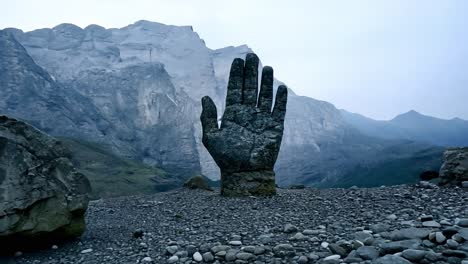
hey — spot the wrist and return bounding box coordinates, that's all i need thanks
[220,170,276,196]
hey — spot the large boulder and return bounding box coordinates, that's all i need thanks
[439,147,468,186]
[0,116,91,253]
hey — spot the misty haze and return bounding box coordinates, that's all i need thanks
[0,1,467,264]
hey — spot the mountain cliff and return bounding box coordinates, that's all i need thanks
[0,21,444,187]
[341,109,468,147]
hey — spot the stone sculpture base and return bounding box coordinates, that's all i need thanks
[221,170,276,196]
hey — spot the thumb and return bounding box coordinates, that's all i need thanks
[200,96,219,133]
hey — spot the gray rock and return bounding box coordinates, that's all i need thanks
[442,249,468,258]
[200,53,288,196]
[193,252,202,262]
[401,249,427,262]
[379,239,421,254]
[446,239,459,249]
[435,232,446,243]
[167,256,178,263]
[389,228,430,240]
[370,224,390,233]
[0,116,91,252]
[458,228,468,240]
[355,246,379,260]
[329,243,348,257]
[236,252,255,261]
[439,147,468,186]
[202,252,214,262]
[166,245,178,255]
[456,218,468,227]
[373,255,412,264]
[354,231,374,244]
[422,221,441,228]
[283,224,298,233]
[273,244,294,257]
[225,250,238,262]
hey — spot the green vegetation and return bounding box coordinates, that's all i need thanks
[326,146,443,188]
[59,138,181,199]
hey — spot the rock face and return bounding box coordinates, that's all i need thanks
[201,53,287,196]
[0,116,91,252]
[1,21,444,188]
[439,147,468,185]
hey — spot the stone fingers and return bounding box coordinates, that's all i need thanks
[258,66,273,112]
[272,85,288,123]
[243,53,260,106]
[225,58,245,107]
[200,96,218,134]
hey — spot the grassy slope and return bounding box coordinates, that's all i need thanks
[325,146,443,188]
[59,138,181,199]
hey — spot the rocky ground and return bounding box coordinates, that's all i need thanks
[7,182,468,264]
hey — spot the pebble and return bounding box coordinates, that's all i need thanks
[435,232,446,243]
[167,256,178,263]
[202,252,214,262]
[81,249,93,254]
[323,254,341,260]
[193,252,202,262]
[229,241,242,246]
[401,249,427,262]
[14,187,468,264]
[422,220,441,228]
[141,257,153,263]
[283,223,298,233]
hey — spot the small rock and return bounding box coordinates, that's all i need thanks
[166,245,178,255]
[446,239,459,249]
[456,218,468,227]
[435,232,446,243]
[81,249,93,254]
[387,214,398,220]
[141,257,153,263]
[236,252,255,261]
[355,246,379,260]
[323,254,341,261]
[422,220,441,228]
[297,255,308,264]
[193,252,203,262]
[420,215,433,222]
[202,252,214,262]
[373,255,412,264]
[321,242,329,248]
[328,243,347,257]
[401,249,427,262]
[167,256,178,263]
[133,229,144,239]
[283,223,298,233]
[229,241,242,246]
[290,232,306,241]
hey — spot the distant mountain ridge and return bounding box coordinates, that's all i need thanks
[0,21,448,189]
[341,109,468,147]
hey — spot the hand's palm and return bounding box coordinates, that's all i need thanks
[201,54,288,173]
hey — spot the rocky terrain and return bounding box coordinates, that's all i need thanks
[0,21,445,189]
[7,184,468,263]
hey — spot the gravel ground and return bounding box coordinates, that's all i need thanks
[8,183,468,264]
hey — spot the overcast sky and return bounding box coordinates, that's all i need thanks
[2,0,468,120]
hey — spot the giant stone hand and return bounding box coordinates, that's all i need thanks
[200,53,288,196]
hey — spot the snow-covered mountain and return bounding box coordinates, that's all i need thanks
[0,21,444,187]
